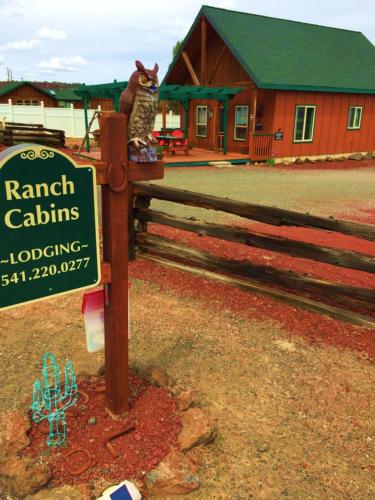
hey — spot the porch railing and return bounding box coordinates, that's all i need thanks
[250,133,273,161]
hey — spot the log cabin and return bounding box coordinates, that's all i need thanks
[163,5,375,162]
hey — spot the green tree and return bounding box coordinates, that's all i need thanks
[172,40,183,59]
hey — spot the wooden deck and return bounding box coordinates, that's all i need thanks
[72,147,250,166]
[163,147,250,166]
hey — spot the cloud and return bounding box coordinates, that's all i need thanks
[0,55,4,64]
[0,38,40,50]
[36,27,66,40]
[36,55,88,73]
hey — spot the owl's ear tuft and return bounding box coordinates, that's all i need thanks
[136,60,145,72]
[154,63,159,73]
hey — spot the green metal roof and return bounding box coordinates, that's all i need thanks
[159,84,243,101]
[51,88,82,101]
[0,81,57,99]
[165,5,375,94]
[74,80,127,98]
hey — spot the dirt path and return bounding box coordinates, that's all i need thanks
[1,280,374,499]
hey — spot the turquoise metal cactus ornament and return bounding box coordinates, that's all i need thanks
[31,353,78,447]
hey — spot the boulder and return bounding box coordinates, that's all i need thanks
[349,153,364,161]
[178,408,218,451]
[175,388,195,411]
[364,151,374,160]
[0,455,51,497]
[0,409,31,457]
[146,450,200,496]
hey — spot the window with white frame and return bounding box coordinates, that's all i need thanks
[348,106,362,130]
[293,105,316,142]
[196,106,208,137]
[234,106,249,141]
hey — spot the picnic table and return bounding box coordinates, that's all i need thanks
[154,132,190,156]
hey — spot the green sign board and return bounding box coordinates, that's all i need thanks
[0,144,101,310]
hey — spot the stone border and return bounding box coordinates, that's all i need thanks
[0,367,218,498]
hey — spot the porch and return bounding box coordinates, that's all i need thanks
[163,147,250,166]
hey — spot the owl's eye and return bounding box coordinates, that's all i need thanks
[139,74,149,85]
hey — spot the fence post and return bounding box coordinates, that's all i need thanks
[70,103,76,138]
[8,99,13,122]
[101,112,129,415]
[40,101,46,127]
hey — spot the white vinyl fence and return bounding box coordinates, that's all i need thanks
[0,99,181,138]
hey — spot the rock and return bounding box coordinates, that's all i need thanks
[88,416,97,425]
[146,450,200,496]
[175,388,195,411]
[0,455,51,497]
[337,156,346,161]
[26,484,89,499]
[178,408,218,451]
[282,161,291,166]
[0,409,31,456]
[364,151,374,160]
[349,153,364,161]
[295,157,303,164]
[256,443,269,453]
[26,484,86,499]
[143,366,171,387]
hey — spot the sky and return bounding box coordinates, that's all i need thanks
[1,0,374,84]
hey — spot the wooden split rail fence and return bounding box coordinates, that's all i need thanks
[0,121,65,147]
[131,182,375,329]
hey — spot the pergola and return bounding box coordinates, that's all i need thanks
[75,81,243,154]
[159,84,243,154]
[74,80,127,151]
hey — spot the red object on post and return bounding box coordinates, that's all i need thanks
[100,112,129,414]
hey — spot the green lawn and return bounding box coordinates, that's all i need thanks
[150,165,375,223]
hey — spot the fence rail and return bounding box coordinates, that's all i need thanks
[132,182,375,328]
[0,101,181,138]
[250,133,273,161]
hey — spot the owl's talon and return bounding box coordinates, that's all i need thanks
[129,137,147,149]
[147,133,157,144]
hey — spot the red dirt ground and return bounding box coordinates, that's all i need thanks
[24,373,182,488]
[131,218,375,361]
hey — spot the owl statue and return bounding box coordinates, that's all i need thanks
[120,60,159,150]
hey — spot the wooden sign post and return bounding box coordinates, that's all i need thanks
[99,112,163,414]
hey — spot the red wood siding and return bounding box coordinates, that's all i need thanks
[0,84,56,107]
[272,90,375,157]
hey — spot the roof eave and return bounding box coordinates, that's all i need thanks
[259,82,375,94]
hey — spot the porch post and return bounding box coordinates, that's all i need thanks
[183,99,189,137]
[83,96,90,152]
[162,100,167,129]
[249,87,257,156]
[222,99,229,155]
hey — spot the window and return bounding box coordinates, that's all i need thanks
[32,100,39,106]
[16,100,23,105]
[196,106,208,137]
[24,100,31,105]
[234,106,249,141]
[348,106,362,130]
[293,105,316,142]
